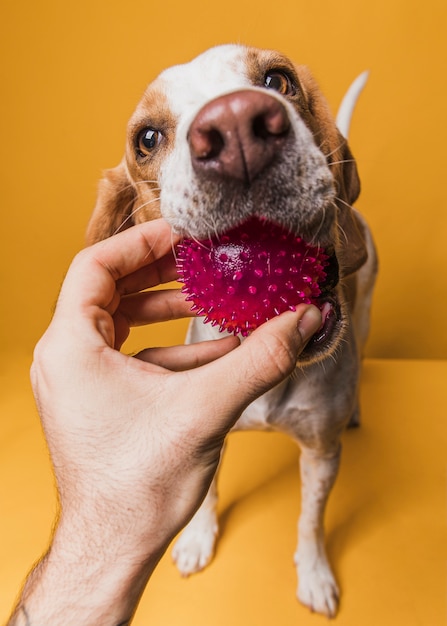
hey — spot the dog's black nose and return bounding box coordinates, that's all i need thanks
[188,90,291,183]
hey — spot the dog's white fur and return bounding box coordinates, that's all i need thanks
[87,44,377,617]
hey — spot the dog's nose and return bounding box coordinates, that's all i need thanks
[188,90,291,183]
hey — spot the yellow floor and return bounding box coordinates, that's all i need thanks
[0,356,446,625]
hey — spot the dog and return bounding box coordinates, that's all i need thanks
[86,44,377,617]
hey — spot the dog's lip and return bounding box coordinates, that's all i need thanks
[310,297,340,346]
[310,252,340,347]
[312,298,340,344]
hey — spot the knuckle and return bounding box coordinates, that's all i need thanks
[259,332,298,379]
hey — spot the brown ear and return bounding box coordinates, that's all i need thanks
[335,137,368,277]
[294,65,367,277]
[86,162,137,245]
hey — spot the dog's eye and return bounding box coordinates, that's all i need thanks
[264,71,296,96]
[136,128,162,157]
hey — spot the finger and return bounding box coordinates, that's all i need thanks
[91,218,180,282]
[59,219,179,312]
[134,335,240,371]
[116,253,179,296]
[186,305,322,424]
[117,289,195,327]
[113,289,194,350]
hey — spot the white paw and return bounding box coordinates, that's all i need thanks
[172,516,218,576]
[295,554,339,618]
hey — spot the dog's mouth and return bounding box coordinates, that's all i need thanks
[302,253,342,355]
[177,216,343,354]
[303,295,341,355]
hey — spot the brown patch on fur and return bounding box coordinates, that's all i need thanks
[293,65,366,277]
[244,48,300,90]
[341,272,358,313]
[86,81,176,245]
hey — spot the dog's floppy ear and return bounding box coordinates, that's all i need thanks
[295,64,367,277]
[335,137,367,277]
[86,161,136,244]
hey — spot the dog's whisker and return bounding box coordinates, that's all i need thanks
[112,179,160,197]
[334,195,354,211]
[170,231,179,265]
[307,205,328,246]
[336,220,349,247]
[327,159,356,167]
[111,198,140,236]
[189,233,212,251]
[175,213,222,250]
[112,195,162,236]
[132,179,160,186]
[323,140,348,160]
[201,214,222,243]
[143,228,164,266]
[339,228,349,248]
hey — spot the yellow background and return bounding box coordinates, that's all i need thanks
[1,0,446,359]
[1,1,446,624]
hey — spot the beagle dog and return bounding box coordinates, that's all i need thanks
[87,44,377,617]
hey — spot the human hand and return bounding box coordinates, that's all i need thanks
[9,219,322,625]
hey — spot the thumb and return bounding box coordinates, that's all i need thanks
[193,304,322,421]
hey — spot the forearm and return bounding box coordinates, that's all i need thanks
[7,516,163,626]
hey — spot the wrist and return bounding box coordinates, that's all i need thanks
[10,513,165,626]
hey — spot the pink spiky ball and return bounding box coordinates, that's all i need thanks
[176,217,329,336]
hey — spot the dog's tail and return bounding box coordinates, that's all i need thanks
[336,70,369,139]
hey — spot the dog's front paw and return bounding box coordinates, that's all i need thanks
[295,552,339,618]
[172,512,218,576]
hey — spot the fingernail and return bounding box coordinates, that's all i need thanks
[297,306,323,344]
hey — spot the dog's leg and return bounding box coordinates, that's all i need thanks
[294,444,341,618]
[172,473,219,576]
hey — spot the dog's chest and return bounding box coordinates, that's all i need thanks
[233,382,290,431]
